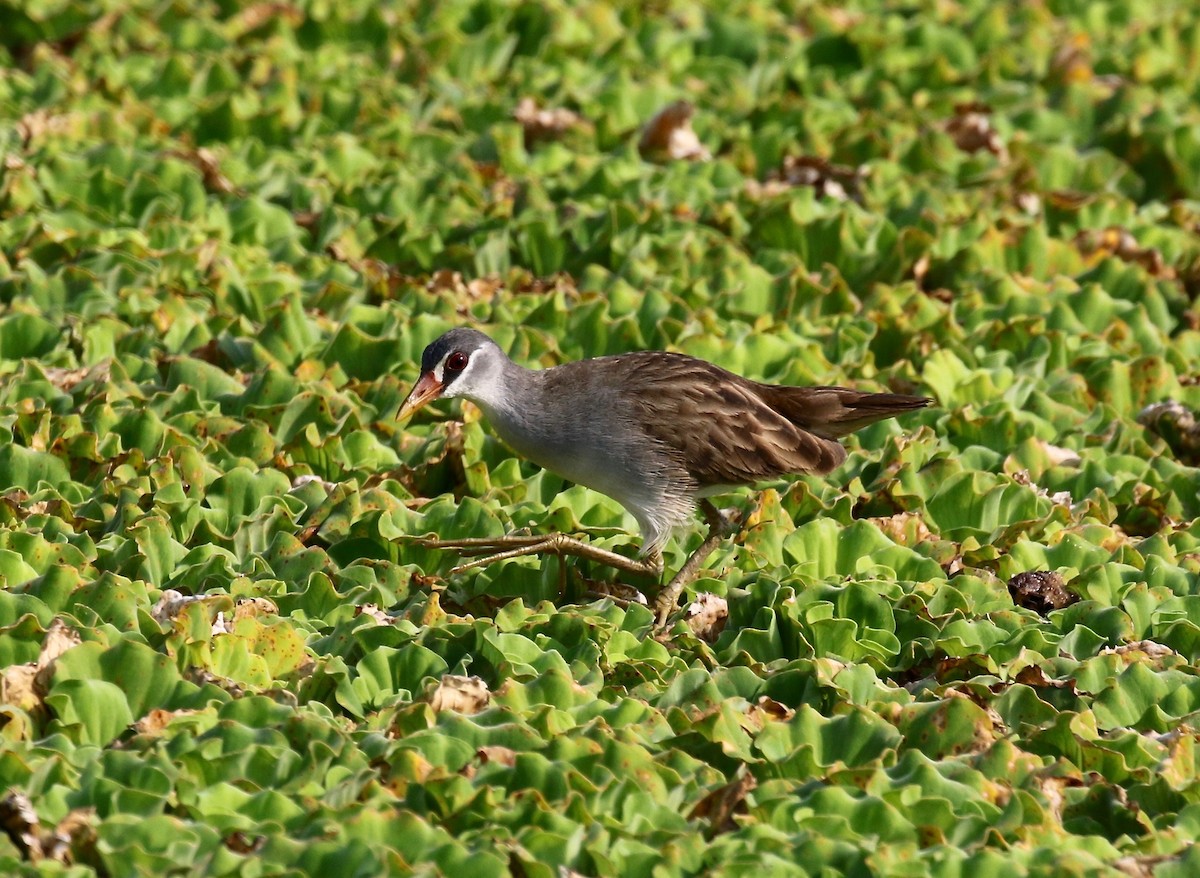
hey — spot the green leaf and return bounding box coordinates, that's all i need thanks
[45,679,134,746]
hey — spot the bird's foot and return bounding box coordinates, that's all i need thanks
[407,533,542,570]
[409,532,663,579]
[652,500,733,629]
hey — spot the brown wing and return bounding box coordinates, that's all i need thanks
[619,354,836,489]
[622,353,930,489]
[756,385,932,440]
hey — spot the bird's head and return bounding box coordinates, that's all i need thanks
[397,328,506,420]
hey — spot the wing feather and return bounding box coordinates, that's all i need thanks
[624,354,850,488]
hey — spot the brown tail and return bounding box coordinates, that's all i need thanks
[759,385,931,440]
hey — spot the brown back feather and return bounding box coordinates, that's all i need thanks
[624,353,929,488]
[756,385,931,440]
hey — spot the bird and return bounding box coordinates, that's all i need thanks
[398,327,930,625]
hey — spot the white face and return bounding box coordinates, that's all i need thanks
[436,344,507,406]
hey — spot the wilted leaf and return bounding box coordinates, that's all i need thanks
[1138,400,1200,463]
[1101,640,1174,660]
[1037,441,1082,467]
[167,146,239,194]
[42,808,97,865]
[749,155,867,202]
[685,593,728,642]
[1075,227,1171,277]
[1049,32,1093,85]
[36,619,81,669]
[638,101,711,161]
[867,512,934,545]
[428,674,490,714]
[688,766,756,836]
[1007,571,1077,613]
[151,590,205,624]
[472,745,517,767]
[0,789,42,859]
[1011,470,1073,506]
[945,102,1008,160]
[232,597,278,620]
[0,664,41,713]
[132,707,204,736]
[354,603,393,624]
[514,97,582,146]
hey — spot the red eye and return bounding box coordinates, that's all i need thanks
[446,352,469,371]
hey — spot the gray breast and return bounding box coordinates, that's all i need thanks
[472,360,697,548]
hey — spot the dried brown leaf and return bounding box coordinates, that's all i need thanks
[868,512,933,546]
[638,100,710,161]
[750,695,794,723]
[133,708,203,736]
[1007,570,1077,613]
[428,674,490,714]
[37,620,81,671]
[751,155,867,202]
[34,619,82,691]
[1038,441,1082,467]
[151,589,202,624]
[945,103,1008,161]
[1075,227,1172,278]
[42,807,97,864]
[426,269,465,293]
[43,365,107,393]
[1112,855,1175,878]
[1049,33,1093,84]
[183,667,245,698]
[1011,469,1074,505]
[0,619,84,713]
[1,489,30,508]
[0,665,41,713]
[514,97,582,146]
[0,789,42,859]
[292,474,336,492]
[942,554,965,576]
[1138,400,1200,463]
[16,110,81,148]
[355,603,392,624]
[684,593,728,642]
[1047,190,1094,211]
[688,767,756,836]
[1101,640,1174,660]
[224,830,267,854]
[1014,191,1042,216]
[177,147,238,195]
[466,276,504,299]
[508,269,579,297]
[233,597,278,620]
[912,253,932,287]
[474,745,518,767]
[229,2,302,35]
[1013,665,1077,692]
[1035,771,1084,823]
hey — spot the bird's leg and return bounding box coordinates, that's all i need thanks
[409,534,543,558]
[410,533,663,579]
[653,499,735,627]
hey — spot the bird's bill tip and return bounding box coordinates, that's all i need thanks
[397,372,444,420]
